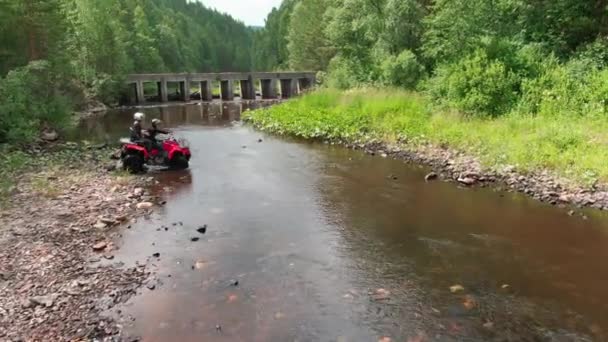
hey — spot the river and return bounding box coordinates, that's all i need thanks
[80,102,608,341]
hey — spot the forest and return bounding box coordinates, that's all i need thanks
[253,0,608,117]
[0,0,253,144]
[248,0,608,184]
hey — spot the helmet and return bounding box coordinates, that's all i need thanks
[151,119,162,126]
[133,112,145,121]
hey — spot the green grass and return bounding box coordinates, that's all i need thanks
[245,88,608,185]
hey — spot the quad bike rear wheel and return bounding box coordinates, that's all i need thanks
[169,154,189,170]
[123,153,144,174]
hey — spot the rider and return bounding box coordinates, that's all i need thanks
[147,119,171,153]
[130,112,145,142]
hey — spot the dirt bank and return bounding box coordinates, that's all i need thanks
[0,150,162,341]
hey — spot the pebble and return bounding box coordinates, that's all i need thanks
[136,202,154,210]
[92,242,108,251]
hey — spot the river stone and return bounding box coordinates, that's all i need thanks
[93,221,107,229]
[425,172,438,182]
[458,177,476,186]
[30,294,57,308]
[41,130,59,142]
[92,242,107,251]
[136,202,153,209]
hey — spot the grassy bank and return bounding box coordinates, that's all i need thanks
[246,88,608,186]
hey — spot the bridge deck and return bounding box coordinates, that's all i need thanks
[124,72,316,104]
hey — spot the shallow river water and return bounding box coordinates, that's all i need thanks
[83,102,608,341]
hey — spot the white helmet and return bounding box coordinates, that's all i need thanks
[134,112,145,121]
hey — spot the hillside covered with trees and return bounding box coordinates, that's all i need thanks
[248,0,608,185]
[253,0,608,117]
[0,0,254,144]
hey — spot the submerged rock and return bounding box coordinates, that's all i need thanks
[425,172,438,182]
[458,177,476,186]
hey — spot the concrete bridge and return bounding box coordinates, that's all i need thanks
[125,72,316,104]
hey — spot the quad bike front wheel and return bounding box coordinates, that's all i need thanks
[169,154,189,170]
[123,153,144,174]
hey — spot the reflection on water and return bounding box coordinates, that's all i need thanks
[91,103,608,341]
[75,101,278,143]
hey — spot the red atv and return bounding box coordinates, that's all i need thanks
[120,136,191,174]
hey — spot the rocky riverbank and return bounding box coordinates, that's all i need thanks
[0,147,163,341]
[346,140,608,215]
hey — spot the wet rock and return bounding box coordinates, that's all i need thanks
[482,322,494,330]
[458,177,476,186]
[136,202,154,209]
[190,237,200,242]
[258,138,263,143]
[425,172,438,182]
[197,225,207,234]
[567,210,575,216]
[450,284,465,293]
[230,280,239,287]
[146,282,156,291]
[152,253,160,258]
[133,188,144,196]
[92,242,107,251]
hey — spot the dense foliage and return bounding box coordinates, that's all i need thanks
[254,0,608,117]
[0,0,254,144]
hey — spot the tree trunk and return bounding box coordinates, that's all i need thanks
[23,0,41,61]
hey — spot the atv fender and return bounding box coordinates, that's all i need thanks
[123,144,149,159]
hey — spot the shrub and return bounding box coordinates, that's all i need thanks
[426,48,520,117]
[516,56,608,117]
[0,61,71,144]
[380,50,425,88]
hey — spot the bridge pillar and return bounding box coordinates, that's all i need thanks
[178,80,189,102]
[280,79,298,99]
[261,79,278,99]
[221,80,234,101]
[240,76,256,100]
[200,80,213,101]
[298,77,315,93]
[158,79,168,102]
[136,81,145,104]
[126,83,138,105]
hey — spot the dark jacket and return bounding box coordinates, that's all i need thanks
[130,121,143,142]
[147,126,170,141]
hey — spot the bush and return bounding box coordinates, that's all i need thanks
[325,55,376,89]
[426,48,520,117]
[90,73,123,105]
[517,58,608,117]
[380,50,425,88]
[0,61,72,144]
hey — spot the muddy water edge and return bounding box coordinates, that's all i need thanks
[77,102,608,341]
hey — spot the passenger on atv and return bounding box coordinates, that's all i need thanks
[145,119,171,155]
